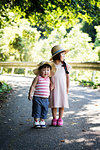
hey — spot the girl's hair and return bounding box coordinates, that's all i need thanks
[52,51,65,61]
[38,64,52,70]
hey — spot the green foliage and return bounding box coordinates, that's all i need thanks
[0,18,41,62]
[0,14,99,63]
[81,21,98,43]
[95,26,100,47]
[14,68,24,74]
[79,80,94,86]
[65,24,99,61]
[0,81,12,93]
[0,0,100,35]
[79,80,100,89]
[32,24,99,62]
[70,69,100,89]
[9,33,24,61]
[94,26,100,60]
[0,2,99,84]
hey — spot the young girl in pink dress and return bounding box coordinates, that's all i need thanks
[49,45,71,126]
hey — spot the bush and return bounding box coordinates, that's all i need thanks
[0,81,12,93]
[14,68,25,74]
[79,80,100,89]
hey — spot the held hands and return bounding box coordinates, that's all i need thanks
[50,81,55,91]
[50,84,55,91]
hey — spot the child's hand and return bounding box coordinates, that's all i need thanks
[28,94,33,101]
[50,84,55,91]
[67,88,69,94]
[50,81,55,91]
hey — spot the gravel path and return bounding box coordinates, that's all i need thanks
[0,75,100,150]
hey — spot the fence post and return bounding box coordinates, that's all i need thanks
[12,67,15,74]
[25,68,28,76]
[0,67,3,74]
[91,71,96,82]
[76,70,79,80]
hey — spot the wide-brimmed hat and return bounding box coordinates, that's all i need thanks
[33,61,56,77]
[50,45,69,60]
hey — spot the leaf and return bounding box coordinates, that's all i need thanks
[71,122,77,125]
[82,129,86,132]
[61,140,65,142]
[26,119,32,122]
[19,123,23,125]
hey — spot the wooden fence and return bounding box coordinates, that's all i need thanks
[0,61,100,70]
[0,61,100,81]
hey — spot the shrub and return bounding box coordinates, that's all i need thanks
[0,81,12,93]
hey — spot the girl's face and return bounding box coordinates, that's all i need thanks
[60,51,65,61]
[40,67,51,78]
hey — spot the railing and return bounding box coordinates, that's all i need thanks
[0,61,100,70]
[0,62,38,76]
[68,62,100,71]
[0,61,100,81]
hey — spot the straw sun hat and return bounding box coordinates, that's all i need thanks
[33,61,56,77]
[50,45,69,60]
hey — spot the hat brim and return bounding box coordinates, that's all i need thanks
[50,49,69,60]
[33,61,56,77]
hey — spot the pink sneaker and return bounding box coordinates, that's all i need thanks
[51,119,57,126]
[57,118,63,126]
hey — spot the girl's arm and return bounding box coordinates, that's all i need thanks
[66,74,70,94]
[50,79,54,91]
[66,62,71,94]
[28,76,38,100]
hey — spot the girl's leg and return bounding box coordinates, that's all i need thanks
[59,107,64,119]
[57,108,64,126]
[51,108,57,126]
[52,108,57,119]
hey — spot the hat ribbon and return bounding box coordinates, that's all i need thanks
[52,48,64,56]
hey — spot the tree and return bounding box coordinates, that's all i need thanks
[0,0,100,35]
[0,18,40,61]
[94,26,100,60]
[81,21,98,43]
[64,24,98,61]
[30,24,98,62]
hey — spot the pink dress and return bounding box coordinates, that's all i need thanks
[49,62,71,108]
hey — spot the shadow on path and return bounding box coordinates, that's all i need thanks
[0,75,100,150]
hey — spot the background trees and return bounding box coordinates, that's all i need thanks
[0,0,100,62]
[0,0,100,32]
[0,1,100,84]
[94,26,100,61]
[0,18,40,62]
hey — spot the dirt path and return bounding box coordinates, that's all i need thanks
[0,75,100,150]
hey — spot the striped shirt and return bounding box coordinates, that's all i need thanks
[34,76,50,98]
